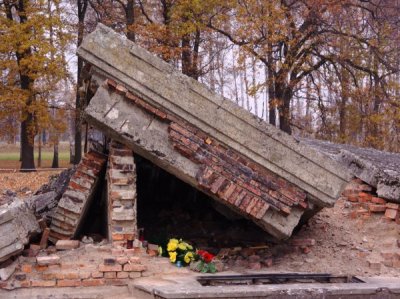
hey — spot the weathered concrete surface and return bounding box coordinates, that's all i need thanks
[77,24,351,208]
[132,274,400,299]
[302,138,400,203]
[0,199,41,262]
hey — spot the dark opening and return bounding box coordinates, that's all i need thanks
[135,154,275,252]
[197,273,365,286]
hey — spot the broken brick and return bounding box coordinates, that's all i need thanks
[56,240,80,251]
[368,204,386,213]
[37,255,60,266]
[371,197,386,205]
[386,203,400,210]
[384,209,398,220]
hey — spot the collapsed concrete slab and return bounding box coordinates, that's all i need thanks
[77,24,351,239]
[301,138,400,203]
[0,199,41,263]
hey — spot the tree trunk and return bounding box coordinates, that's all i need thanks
[20,115,35,171]
[338,67,348,142]
[5,0,36,171]
[74,0,88,164]
[125,0,135,42]
[276,84,292,135]
[52,143,59,168]
[38,131,42,168]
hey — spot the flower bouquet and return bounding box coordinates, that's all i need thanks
[192,249,217,273]
[161,238,196,266]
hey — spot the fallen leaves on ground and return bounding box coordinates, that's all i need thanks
[0,171,62,197]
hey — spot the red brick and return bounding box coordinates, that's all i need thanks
[210,177,227,194]
[91,271,103,278]
[35,265,49,272]
[21,264,32,273]
[99,264,122,272]
[79,271,91,279]
[81,279,105,287]
[384,209,398,220]
[115,84,127,95]
[123,264,147,272]
[368,204,386,213]
[63,272,80,280]
[347,195,359,202]
[104,272,117,279]
[41,272,58,280]
[57,279,81,287]
[358,192,372,201]
[117,271,129,279]
[371,197,386,204]
[31,280,56,287]
[386,203,400,210]
[56,240,80,250]
[37,255,60,266]
[105,78,117,89]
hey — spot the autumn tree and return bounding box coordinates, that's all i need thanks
[189,0,398,135]
[0,0,70,170]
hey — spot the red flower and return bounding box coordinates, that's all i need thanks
[197,250,214,263]
[203,252,214,263]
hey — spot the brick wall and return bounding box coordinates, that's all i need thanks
[49,151,107,243]
[107,141,137,245]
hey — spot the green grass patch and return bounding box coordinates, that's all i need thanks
[0,151,70,161]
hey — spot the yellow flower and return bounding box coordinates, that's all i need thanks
[169,251,177,263]
[167,239,178,252]
[158,246,163,256]
[184,252,194,264]
[178,243,187,251]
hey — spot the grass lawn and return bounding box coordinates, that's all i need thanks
[0,142,71,169]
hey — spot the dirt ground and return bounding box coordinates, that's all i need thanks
[272,199,400,277]
[0,171,399,278]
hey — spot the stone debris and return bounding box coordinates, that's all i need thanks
[77,24,351,239]
[0,259,18,281]
[0,198,41,263]
[302,138,400,203]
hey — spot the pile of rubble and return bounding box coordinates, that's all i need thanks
[342,179,400,223]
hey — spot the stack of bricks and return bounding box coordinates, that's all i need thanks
[0,244,148,290]
[98,255,146,280]
[342,178,400,224]
[49,151,107,243]
[107,141,137,246]
[104,79,308,222]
